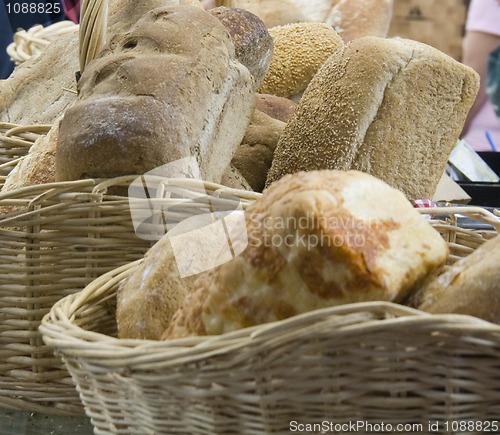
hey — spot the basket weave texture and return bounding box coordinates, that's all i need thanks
[40,207,500,433]
[0,123,51,189]
[0,175,257,415]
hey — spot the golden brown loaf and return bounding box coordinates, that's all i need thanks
[266,37,480,200]
[56,5,255,183]
[257,23,344,99]
[163,170,448,339]
[412,235,500,324]
[1,120,59,194]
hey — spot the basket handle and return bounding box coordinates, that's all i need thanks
[79,0,108,73]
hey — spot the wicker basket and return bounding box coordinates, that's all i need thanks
[40,207,500,433]
[0,123,51,189]
[0,176,258,415]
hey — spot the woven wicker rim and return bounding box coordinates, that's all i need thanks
[41,265,500,370]
[41,205,500,368]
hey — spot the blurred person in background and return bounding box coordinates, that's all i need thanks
[0,0,80,79]
[461,0,500,152]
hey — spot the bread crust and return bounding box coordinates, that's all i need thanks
[412,235,500,323]
[56,5,255,183]
[164,170,448,338]
[266,37,480,200]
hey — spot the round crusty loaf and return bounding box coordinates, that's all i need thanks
[257,22,344,99]
[209,7,273,88]
[411,235,500,324]
[163,170,449,339]
[266,36,480,200]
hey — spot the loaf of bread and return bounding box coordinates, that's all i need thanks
[107,0,203,36]
[56,5,255,184]
[266,37,480,200]
[231,109,286,192]
[163,170,448,338]
[234,0,310,28]
[325,0,394,42]
[209,7,273,88]
[255,93,296,123]
[1,120,59,194]
[410,235,500,323]
[234,0,393,42]
[116,235,195,340]
[257,23,344,99]
[0,0,198,125]
[0,30,78,125]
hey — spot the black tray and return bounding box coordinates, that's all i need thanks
[457,152,500,208]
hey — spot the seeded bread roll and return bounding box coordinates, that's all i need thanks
[163,170,448,338]
[257,22,344,99]
[266,37,480,200]
[56,5,255,183]
[411,235,500,324]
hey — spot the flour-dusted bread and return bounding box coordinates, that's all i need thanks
[56,5,255,183]
[163,170,448,338]
[411,235,500,324]
[0,30,79,125]
[266,37,480,200]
